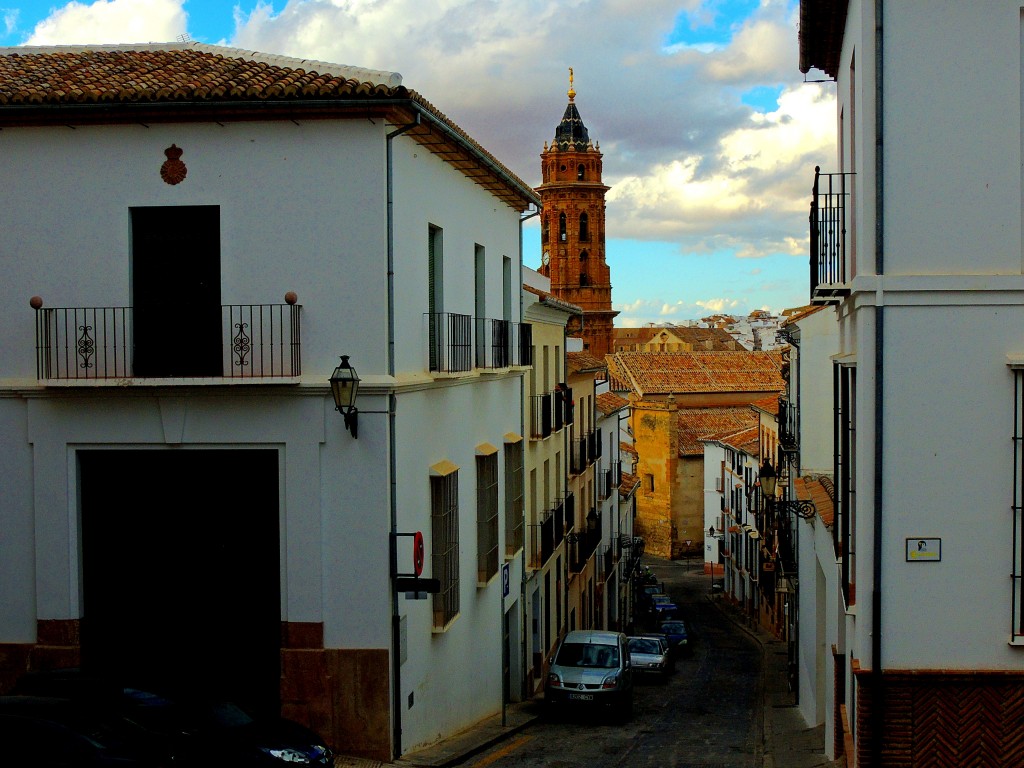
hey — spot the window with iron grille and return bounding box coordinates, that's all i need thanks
[431,467,460,629]
[504,439,524,558]
[834,362,856,607]
[477,450,499,584]
[1012,365,1024,641]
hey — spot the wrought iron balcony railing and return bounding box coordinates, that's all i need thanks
[530,392,554,439]
[810,166,854,305]
[779,397,799,451]
[34,303,301,380]
[474,318,533,369]
[427,312,473,373]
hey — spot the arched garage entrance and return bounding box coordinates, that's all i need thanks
[78,449,281,716]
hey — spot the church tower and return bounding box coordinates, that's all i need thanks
[536,69,618,357]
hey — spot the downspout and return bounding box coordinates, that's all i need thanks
[871,1,885,765]
[518,207,539,704]
[387,113,419,761]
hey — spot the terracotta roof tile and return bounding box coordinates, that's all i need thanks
[614,325,740,351]
[795,476,835,526]
[0,46,399,105]
[596,391,628,415]
[618,471,640,495]
[750,395,780,416]
[0,43,539,210]
[610,350,786,397]
[524,284,582,314]
[679,406,758,456]
[567,351,606,374]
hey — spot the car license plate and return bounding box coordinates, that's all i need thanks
[568,692,594,701]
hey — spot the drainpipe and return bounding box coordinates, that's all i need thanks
[871,1,885,764]
[518,207,539,704]
[386,113,419,761]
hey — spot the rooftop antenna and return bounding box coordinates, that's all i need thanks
[176,33,191,43]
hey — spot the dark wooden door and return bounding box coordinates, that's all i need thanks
[131,206,222,377]
[79,449,280,715]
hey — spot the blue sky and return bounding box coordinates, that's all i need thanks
[1,0,836,326]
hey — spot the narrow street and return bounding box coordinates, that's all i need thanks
[462,557,764,768]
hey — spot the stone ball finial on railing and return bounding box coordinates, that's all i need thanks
[284,291,298,305]
[29,296,43,309]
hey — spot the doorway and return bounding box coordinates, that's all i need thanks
[131,206,222,377]
[79,449,280,715]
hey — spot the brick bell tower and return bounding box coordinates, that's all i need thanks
[537,69,618,357]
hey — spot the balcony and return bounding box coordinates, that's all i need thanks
[474,318,533,369]
[599,461,621,500]
[34,303,301,380]
[779,396,799,452]
[530,392,554,439]
[427,312,473,373]
[809,166,853,305]
[570,429,600,475]
[568,511,602,573]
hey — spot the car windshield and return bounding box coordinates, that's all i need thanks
[555,642,619,668]
[628,639,662,655]
[661,622,686,634]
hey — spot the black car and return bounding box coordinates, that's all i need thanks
[14,670,332,766]
[0,695,170,767]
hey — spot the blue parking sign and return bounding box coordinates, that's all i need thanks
[501,563,510,598]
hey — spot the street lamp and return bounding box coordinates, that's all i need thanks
[329,355,360,438]
[758,461,817,520]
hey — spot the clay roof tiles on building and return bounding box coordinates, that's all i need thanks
[523,284,582,315]
[750,395,780,416]
[567,351,606,374]
[610,350,785,397]
[596,391,628,415]
[618,471,640,496]
[795,476,835,527]
[0,43,539,211]
[678,406,758,456]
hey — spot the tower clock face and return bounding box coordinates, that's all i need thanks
[542,251,550,266]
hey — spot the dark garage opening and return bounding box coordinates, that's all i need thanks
[79,449,281,716]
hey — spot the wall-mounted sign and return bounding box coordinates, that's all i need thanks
[906,538,941,562]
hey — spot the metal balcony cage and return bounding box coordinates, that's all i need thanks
[34,303,302,380]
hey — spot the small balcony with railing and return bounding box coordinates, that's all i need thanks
[569,428,602,476]
[568,509,601,574]
[809,166,853,305]
[427,312,532,374]
[527,494,571,571]
[779,396,799,465]
[33,300,302,381]
[474,317,533,370]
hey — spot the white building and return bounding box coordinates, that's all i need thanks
[798,2,1024,764]
[0,43,539,762]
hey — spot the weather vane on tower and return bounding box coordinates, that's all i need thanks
[568,67,575,101]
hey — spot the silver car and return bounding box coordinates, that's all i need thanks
[627,635,672,679]
[545,630,633,720]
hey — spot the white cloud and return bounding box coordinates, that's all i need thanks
[3,9,18,36]
[25,0,186,45]
[696,298,741,313]
[606,82,835,254]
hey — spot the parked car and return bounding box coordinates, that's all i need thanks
[627,635,672,680]
[14,670,333,766]
[545,630,633,721]
[0,695,170,767]
[648,593,679,621]
[659,619,691,656]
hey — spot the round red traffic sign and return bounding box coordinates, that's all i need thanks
[413,531,425,576]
